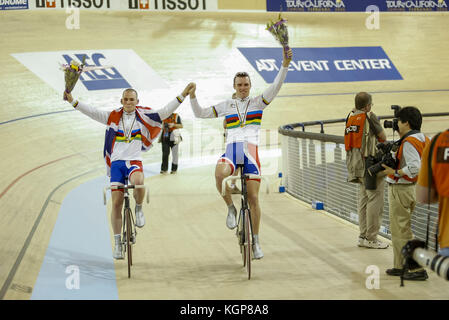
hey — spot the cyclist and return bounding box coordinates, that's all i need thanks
[64,83,194,259]
[188,48,292,259]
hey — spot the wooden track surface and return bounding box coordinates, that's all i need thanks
[1,10,448,300]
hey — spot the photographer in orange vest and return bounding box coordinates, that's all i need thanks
[381,106,430,280]
[345,92,388,249]
[416,129,449,257]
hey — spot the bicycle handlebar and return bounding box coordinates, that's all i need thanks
[221,175,270,196]
[103,185,150,205]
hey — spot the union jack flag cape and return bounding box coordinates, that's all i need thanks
[103,106,162,176]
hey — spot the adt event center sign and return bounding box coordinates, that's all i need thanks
[238,47,403,83]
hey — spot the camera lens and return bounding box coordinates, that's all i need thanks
[384,120,393,129]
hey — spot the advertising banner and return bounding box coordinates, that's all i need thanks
[0,0,29,10]
[238,46,403,83]
[28,0,217,10]
[11,49,168,96]
[266,0,448,12]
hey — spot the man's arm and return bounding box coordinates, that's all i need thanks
[416,142,439,204]
[368,112,386,142]
[401,141,422,179]
[257,48,293,107]
[416,184,439,204]
[64,92,109,125]
[382,141,421,178]
[157,83,194,120]
[189,83,224,118]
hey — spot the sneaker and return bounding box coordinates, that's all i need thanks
[364,239,389,249]
[113,243,124,260]
[252,242,264,259]
[226,206,237,229]
[160,170,168,175]
[358,236,366,247]
[386,268,403,276]
[135,205,145,228]
[170,171,177,174]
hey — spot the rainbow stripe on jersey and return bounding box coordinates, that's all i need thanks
[225,110,263,129]
[115,129,142,143]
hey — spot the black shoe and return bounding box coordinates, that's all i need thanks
[402,270,428,281]
[386,268,403,276]
[170,171,177,174]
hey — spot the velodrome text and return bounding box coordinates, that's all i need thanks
[256,58,393,72]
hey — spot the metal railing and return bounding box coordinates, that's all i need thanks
[279,112,449,251]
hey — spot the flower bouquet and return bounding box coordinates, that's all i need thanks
[266,13,290,58]
[60,56,86,100]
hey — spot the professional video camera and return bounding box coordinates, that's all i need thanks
[366,141,399,178]
[401,240,449,285]
[383,105,401,131]
[363,105,403,190]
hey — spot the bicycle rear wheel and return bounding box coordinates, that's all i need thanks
[125,208,132,278]
[245,209,252,280]
[237,210,245,267]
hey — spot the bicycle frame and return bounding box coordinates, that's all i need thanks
[103,180,149,278]
[221,168,269,280]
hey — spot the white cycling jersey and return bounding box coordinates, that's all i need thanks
[190,66,289,146]
[72,96,183,162]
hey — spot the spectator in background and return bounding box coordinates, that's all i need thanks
[344,92,388,249]
[416,129,449,257]
[382,106,430,280]
[160,113,183,174]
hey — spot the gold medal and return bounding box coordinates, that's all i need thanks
[236,99,250,129]
[122,112,136,144]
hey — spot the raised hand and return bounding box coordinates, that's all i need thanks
[189,83,196,98]
[64,91,74,103]
[282,48,293,67]
[182,82,196,97]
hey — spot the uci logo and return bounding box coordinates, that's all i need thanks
[62,53,131,91]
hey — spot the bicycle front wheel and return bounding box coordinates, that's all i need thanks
[125,208,133,278]
[245,209,252,280]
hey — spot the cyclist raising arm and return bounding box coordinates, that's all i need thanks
[188,48,292,259]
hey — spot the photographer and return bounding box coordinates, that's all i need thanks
[382,106,430,280]
[416,129,449,257]
[345,92,389,249]
[160,113,183,174]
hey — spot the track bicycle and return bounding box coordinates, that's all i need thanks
[103,177,149,278]
[222,165,269,280]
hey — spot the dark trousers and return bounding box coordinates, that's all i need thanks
[161,138,177,172]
